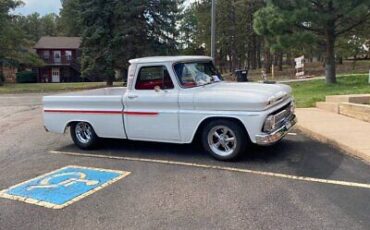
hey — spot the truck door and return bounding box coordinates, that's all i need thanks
[124,64,180,142]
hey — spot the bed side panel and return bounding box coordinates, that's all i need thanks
[43,95,126,139]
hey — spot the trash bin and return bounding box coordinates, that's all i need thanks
[235,69,248,82]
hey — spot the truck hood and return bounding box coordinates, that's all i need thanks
[193,82,292,111]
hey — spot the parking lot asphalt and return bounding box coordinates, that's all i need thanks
[0,94,370,230]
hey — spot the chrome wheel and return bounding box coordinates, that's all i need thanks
[207,125,237,157]
[75,122,93,144]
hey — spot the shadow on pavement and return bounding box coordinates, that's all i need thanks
[52,130,370,183]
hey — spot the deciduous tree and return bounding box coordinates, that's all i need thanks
[0,0,43,85]
[59,0,82,36]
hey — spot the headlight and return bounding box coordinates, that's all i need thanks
[267,96,276,106]
[263,115,276,132]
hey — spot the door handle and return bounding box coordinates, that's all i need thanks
[128,95,138,99]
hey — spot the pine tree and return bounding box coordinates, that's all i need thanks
[254,0,370,84]
[180,0,265,73]
[179,6,199,54]
[78,0,183,85]
[79,0,116,86]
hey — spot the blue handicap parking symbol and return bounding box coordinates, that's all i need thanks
[0,166,130,209]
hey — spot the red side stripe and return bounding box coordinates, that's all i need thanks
[43,110,158,116]
[123,111,159,116]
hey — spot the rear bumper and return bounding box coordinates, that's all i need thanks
[255,114,297,146]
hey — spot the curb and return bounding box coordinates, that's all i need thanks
[296,124,370,164]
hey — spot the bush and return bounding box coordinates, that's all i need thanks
[0,73,4,86]
[16,71,37,83]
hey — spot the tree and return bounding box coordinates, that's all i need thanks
[0,0,24,57]
[180,0,265,73]
[0,0,44,86]
[254,0,370,84]
[78,0,116,86]
[15,13,60,43]
[40,13,58,37]
[186,1,212,54]
[0,0,24,85]
[336,20,370,64]
[179,6,199,54]
[253,4,299,73]
[59,0,83,36]
[79,0,183,86]
[22,13,42,42]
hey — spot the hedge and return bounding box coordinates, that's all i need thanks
[0,73,4,86]
[16,71,37,83]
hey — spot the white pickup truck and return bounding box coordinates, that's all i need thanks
[43,56,296,160]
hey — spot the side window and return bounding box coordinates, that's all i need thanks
[135,66,174,90]
[43,50,50,59]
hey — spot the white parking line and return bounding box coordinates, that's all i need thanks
[49,150,370,190]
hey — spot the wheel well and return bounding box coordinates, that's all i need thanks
[65,121,100,139]
[192,117,250,143]
[64,121,77,133]
[65,121,93,133]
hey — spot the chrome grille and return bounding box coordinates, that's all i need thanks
[262,102,294,133]
[274,103,293,127]
[275,107,291,123]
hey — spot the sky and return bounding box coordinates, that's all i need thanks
[13,0,195,16]
[14,0,62,15]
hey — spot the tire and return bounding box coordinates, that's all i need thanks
[202,119,247,161]
[70,122,100,150]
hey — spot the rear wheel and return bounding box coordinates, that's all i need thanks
[70,122,99,150]
[202,120,247,161]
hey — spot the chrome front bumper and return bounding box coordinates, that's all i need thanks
[255,115,297,146]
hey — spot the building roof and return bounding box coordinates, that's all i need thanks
[129,56,213,64]
[34,36,81,49]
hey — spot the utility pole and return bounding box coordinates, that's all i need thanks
[211,0,217,61]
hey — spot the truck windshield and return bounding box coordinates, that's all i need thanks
[174,61,223,88]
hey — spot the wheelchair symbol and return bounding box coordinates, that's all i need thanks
[27,172,99,191]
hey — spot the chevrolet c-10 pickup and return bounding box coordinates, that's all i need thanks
[43,56,296,160]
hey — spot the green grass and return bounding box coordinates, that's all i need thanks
[289,74,370,108]
[1,75,369,107]
[0,82,124,94]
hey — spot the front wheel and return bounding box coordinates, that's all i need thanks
[70,122,100,150]
[202,120,247,161]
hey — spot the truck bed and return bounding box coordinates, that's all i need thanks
[42,87,127,139]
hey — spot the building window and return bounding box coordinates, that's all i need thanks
[65,50,72,61]
[43,50,50,59]
[53,51,61,63]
